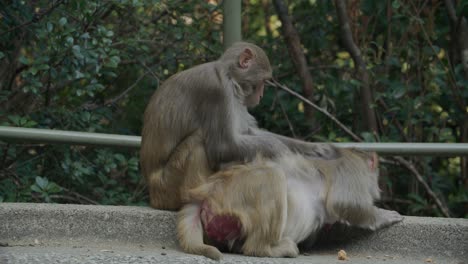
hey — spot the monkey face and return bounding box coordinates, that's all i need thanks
[244,81,265,107]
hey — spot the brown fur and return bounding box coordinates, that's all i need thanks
[178,148,403,260]
[140,42,340,210]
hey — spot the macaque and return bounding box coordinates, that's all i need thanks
[140,42,339,210]
[178,148,404,260]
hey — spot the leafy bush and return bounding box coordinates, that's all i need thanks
[0,0,466,217]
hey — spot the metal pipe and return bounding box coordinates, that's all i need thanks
[332,142,468,156]
[1,126,468,156]
[223,0,242,50]
[0,126,140,149]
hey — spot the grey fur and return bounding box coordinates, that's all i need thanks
[140,42,339,210]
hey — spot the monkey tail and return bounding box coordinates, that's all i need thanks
[177,203,223,260]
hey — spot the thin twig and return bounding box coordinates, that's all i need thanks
[49,194,85,204]
[104,71,150,106]
[334,0,378,133]
[60,186,99,205]
[393,156,451,217]
[277,96,297,138]
[139,61,161,84]
[267,80,362,142]
[1,0,66,35]
[272,0,315,117]
[406,1,464,111]
[269,79,451,217]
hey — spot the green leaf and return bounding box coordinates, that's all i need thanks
[59,17,68,26]
[35,176,49,189]
[72,45,83,59]
[75,70,85,79]
[30,66,39,75]
[25,120,37,128]
[47,22,54,32]
[105,56,120,68]
[361,132,375,142]
[8,115,21,126]
[19,55,30,65]
[114,153,125,163]
[66,36,74,45]
[31,185,42,193]
[47,183,62,193]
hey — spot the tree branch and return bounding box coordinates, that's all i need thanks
[393,157,451,217]
[272,0,316,119]
[334,0,378,133]
[443,0,468,190]
[1,0,66,35]
[60,186,99,205]
[268,79,452,217]
[267,80,362,142]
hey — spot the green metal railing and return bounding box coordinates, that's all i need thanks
[1,126,467,156]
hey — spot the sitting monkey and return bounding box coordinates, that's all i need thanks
[175,133,404,260]
[140,42,340,210]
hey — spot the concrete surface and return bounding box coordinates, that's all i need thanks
[0,203,467,264]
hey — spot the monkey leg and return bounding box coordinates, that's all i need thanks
[352,207,403,230]
[242,236,299,258]
[177,203,223,260]
[320,149,403,230]
[148,130,212,210]
[270,238,299,258]
[196,163,290,257]
[232,166,291,258]
[372,207,404,230]
[147,169,182,210]
[320,149,382,221]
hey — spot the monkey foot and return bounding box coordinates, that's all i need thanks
[200,202,242,242]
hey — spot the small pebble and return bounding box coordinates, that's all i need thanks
[337,249,348,261]
[161,252,167,256]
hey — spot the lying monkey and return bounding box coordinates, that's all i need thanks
[177,145,404,260]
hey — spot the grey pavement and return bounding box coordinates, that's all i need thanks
[0,203,466,264]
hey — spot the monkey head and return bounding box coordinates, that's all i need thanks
[220,42,273,108]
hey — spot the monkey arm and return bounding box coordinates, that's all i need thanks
[251,129,340,159]
[204,132,289,169]
[192,69,289,168]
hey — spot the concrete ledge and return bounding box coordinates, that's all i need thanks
[0,203,177,248]
[1,203,467,260]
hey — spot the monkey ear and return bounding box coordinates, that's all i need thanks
[239,48,253,69]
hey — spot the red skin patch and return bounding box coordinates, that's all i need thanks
[200,202,242,243]
[204,215,242,242]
